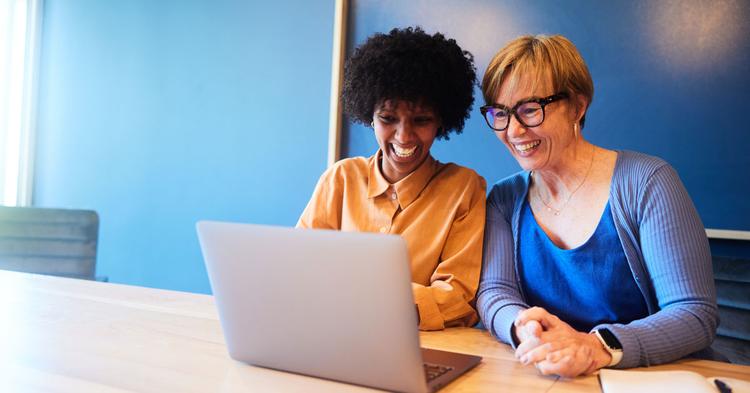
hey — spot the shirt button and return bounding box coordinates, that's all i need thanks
[379,227,387,233]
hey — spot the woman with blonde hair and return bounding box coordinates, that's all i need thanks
[477,35,718,377]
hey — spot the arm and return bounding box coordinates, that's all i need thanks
[593,164,718,368]
[477,182,622,376]
[296,166,342,230]
[412,175,486,330]
[476,188,529,344]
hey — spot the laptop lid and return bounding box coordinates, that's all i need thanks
[197,221,429,393]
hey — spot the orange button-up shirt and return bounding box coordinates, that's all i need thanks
[297,151,486,330]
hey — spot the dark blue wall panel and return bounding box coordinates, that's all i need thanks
[343,0,750,231]
[34,0,334,293]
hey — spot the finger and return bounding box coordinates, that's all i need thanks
[517,327,575,360]
[535,354,572,376]
[541,346,593,378]
[514,307,549,327]
[537,354,587,378]
[516,320,543,342]
[545,342,585,362]
[537,318,580,339]
[514,334,544,359]
[520,342,558,365]
[516,307,561,331]
[545,347,573,363]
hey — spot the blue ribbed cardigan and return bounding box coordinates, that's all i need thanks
[477,150,718,368]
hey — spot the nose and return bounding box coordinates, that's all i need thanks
[394,120,415,143]
[506,114,527,139]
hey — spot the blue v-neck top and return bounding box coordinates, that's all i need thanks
[518,200,649,332]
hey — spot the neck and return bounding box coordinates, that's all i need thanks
[533,141,596,201]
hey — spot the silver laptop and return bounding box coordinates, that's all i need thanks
[196,221,481,393]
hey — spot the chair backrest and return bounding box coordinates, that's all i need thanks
[712,255,750,365]
[0,206,99,280]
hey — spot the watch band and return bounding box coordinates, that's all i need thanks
[594,329,623,367]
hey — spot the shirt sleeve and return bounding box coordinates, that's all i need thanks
[476,186,528,345]
[592,164,718,368]
[412,175,487,330]
[296,166,342,230]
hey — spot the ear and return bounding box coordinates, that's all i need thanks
[573,94,588,123]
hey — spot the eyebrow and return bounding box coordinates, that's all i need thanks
[493,95,546,108]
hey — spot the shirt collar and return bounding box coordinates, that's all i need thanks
[367,149,438,208]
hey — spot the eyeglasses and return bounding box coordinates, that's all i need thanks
[479,92,569,131]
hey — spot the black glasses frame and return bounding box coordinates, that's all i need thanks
[479,92,569,131]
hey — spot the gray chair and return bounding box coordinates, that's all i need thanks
[712,255,750,365]
[0,206,99,280]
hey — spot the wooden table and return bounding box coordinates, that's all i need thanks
[1,270,747,392]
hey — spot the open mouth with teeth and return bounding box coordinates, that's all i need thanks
[392,144,417,158]
[514,140,541,154]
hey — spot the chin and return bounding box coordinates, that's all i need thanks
[510,149,548,172]
[515,156,543,172]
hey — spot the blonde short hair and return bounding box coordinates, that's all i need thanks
[481,35,594,128]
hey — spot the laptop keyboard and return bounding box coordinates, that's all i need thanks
[423,362,453,382]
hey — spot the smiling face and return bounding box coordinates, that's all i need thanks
[494,74,584,173]
[372,100,440,183]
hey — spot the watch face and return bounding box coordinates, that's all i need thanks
[598,328,623,350]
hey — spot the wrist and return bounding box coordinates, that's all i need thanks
[588,333,613,369]
[510,324,520,347]
[592,328,623,367]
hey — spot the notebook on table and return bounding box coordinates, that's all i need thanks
[196,221,481,393]
[599,368,750,393]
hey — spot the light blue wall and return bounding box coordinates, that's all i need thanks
[34,0,334,293]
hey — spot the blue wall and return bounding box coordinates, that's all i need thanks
[34,0,334,293]
[30,1,750,292]
[344,0,750,232]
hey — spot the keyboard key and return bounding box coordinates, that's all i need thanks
[424,362,453,382]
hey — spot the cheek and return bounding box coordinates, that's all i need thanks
[544,121,570,140]
[417,128,438,149]
[496,132,511,146]
[373,128,389,145]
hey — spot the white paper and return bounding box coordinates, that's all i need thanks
[600,369,715,393]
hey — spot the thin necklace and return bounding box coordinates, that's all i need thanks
[533,146,596,216]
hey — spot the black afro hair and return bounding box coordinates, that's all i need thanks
[342,26,476,140]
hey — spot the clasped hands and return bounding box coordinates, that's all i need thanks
[513,307,612,377]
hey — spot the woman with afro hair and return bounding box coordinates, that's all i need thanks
[298,27,486,331]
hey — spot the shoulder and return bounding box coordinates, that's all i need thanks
[611,150,689,215]
[329,155,369,173]
[435,162,487,191]
[613,150,673,186]
[487,171,528,210]
[321,156,370,181]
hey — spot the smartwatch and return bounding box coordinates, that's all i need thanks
[593,328,623,367]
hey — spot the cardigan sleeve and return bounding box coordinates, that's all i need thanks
[593,163,718,368]
[476,185,529,346]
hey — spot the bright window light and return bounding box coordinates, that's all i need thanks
[0,0,41,207]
